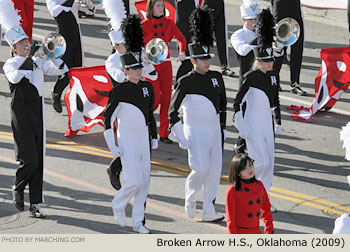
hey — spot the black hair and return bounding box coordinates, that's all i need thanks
[228,153,258,191]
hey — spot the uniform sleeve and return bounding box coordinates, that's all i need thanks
[3,60,32,84]
[46,0,71,17]
[233,74,250,113]
[273,73,281,125]
[230,31,256,56]
[41,59,68,76]
[218,74,227,130]
[105,54,126,83]
[147,83,158,139]
[225,186,238,234]
[103,88,120,130]
[170,20,187,53]
[260,182,274,234]
[168,80,187,128]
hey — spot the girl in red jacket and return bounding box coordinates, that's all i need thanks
[142,0,186,143]
[225,153,274,234]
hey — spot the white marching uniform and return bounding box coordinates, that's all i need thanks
[103,80,156,227]
[169,70,227,215]
[234,69,281,193]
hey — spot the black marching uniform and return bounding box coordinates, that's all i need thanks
[174,0,198,81]
[3,55,67,208]
[169,69,227,217]
[270,0,304,86]
[104,79,156,228]
[203,0,230,71]
[47,0,83,112]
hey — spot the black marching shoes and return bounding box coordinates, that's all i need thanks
[12,186,24,211]
[290,82,307,96]
[107,168,121,190]
[29,204,46,218]
[51,90,62,113]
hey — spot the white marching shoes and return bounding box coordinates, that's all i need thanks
[270,206,278,213]
[185,201,196,218]
[133,224,150,234]
[112,206,126,227]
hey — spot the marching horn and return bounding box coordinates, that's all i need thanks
[144,38,214,65]
[275,17,300,47]
[144,38,169,65]
[34,33,67,59]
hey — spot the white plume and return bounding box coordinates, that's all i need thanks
[0,0,22,31]
[103,0,127,31]
[340,122,350,160]
[243,0,260,5]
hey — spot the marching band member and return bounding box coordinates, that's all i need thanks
[230,0,259,155]
[271,0,307,96]
[233,9,281,213]
[1,0,68,218]
[103,15,157,234]
[174,0,203,81]
[203,0,235,77]
[169,6,227,222]
[46,0,84,113]
[142,0,187,144]
[103,0,158,190]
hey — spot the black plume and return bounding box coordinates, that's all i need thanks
[120,14,144,52]
[256,8,275,48]
[189,5,214,47]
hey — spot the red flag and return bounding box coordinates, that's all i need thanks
[135,0,175,22]
[288,47,350,122]
[64,65,113,137]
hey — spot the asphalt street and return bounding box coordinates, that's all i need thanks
[0,0,350,235]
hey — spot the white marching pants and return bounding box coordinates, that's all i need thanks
[245,108,275,193]
[112,126,150,227]
[184,126,222,215]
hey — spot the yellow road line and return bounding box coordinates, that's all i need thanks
[0,130,347,215]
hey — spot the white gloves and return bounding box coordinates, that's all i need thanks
[223,129,227,141]
[275,124,282,135]
[234,111,249,139]
[171,121,190,149]
[110,146,122,158]
[142,62,158,81]
[178,52,186,61]
[151,138,158,149]
[103,129,122,158]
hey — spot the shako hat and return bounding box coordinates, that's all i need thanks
[188,5,215,60]
[252,8,275,62]
[120,14,144,69]
[103,0,127,45]
[0,0,28,47]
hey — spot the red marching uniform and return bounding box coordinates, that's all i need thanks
[141,16,186,138]
[12,0,34,42]
[225,180,274,234]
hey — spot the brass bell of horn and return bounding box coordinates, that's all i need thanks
[144,38,169,65]
[275,17,300,47]
[34,33,67,59]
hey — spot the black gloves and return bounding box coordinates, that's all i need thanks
[28,41,40,58]
[18,57,34,71]
[62,0,74,7]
